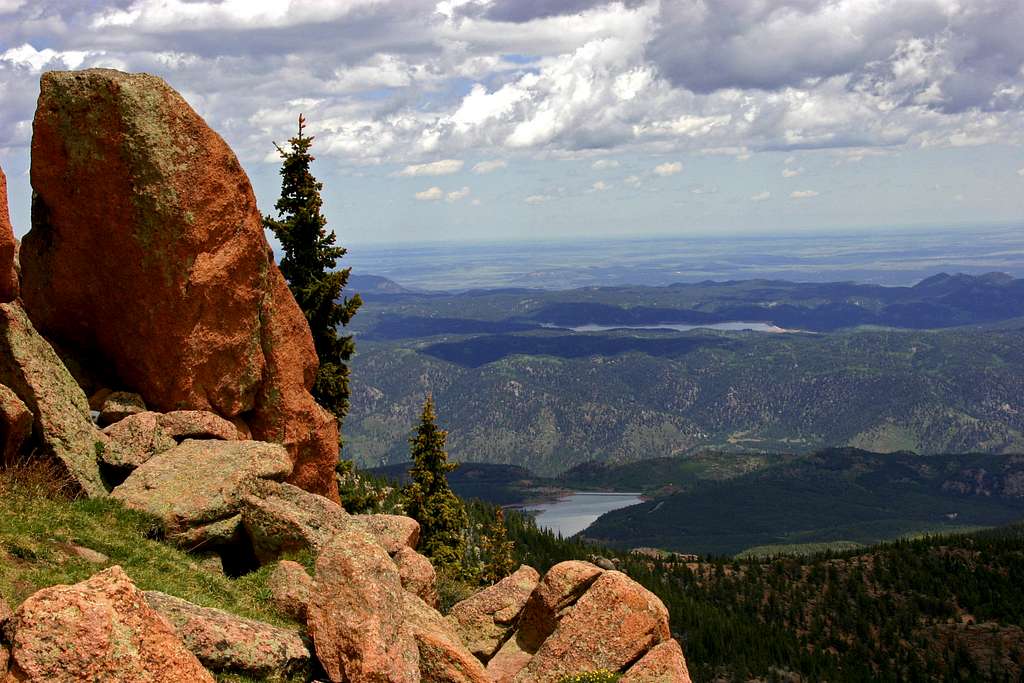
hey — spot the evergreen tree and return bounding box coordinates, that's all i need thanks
[264,115,361,424]
[479,506,517,584]
[401,396,468,574]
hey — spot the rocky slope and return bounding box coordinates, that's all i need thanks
[0,68,692,682]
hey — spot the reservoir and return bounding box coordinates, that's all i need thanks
[542,321,793,333]
[527,492,644,537]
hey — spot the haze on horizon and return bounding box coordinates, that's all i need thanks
[0,0,1022,246]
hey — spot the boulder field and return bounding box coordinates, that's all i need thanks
[0,68,693,682]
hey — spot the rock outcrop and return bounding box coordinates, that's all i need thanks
[22,68,338,499]
[0,164,17,303]
[101,409,240,475]
[307,526,420,682]
[111,439,292,536]
[517,560,604,651]
[267,560,314,622]
[0,384,32,466]
[97,391,146,426]
[353,513,421,554]
[240,478,349,563]
[144,590,311,679]
[513,571,672,682]
[621,639,692,682]
[0,302,107,496]
[394,546,439,608]
[2,566,213,682]
[401,591,489,683]
[100,410,177,472]
[447,564,539,661]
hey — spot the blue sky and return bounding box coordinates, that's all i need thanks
[1,0,1023,245]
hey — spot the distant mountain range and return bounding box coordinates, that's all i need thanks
[345,272,1024,474]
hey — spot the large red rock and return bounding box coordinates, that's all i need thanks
[307,526,420,682]
[2,566,213,682]
[447,564,540,661]
[621,639,693,683]
[393,546,438,608]
[513,571,671,683]
[22,68,338,499]
[353,514,421,555]
[517,560,604,652]
[0,164,17,303]
[401,592,488,683]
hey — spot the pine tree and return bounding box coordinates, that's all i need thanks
[264,115,361,424]
[480,507,517,584]
[402,396,468,574]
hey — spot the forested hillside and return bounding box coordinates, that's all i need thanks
[348,326,1024,473]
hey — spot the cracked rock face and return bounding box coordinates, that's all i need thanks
[22,68,339,500]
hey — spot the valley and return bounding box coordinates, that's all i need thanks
[346,273,1024,475]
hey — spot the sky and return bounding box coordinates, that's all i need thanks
[0,0,1022,246]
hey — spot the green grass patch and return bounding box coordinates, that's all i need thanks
[0,466,298,630]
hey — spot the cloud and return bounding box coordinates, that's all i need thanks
[414,186,444,201]
[591,180,610,191]
[398,159,464,176]
[0,0,1021,170]
[750,191,771,201]
[446,186,471,202]
[782,167,803,178]
[624,174,641,186]
[1017,167,1024,177]
[653,161,682,176]
[790,190,819,199]
[591,159,619,170]
[524,194,551,204]
[472,159,507,174]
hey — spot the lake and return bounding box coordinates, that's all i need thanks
[542,321,793,333]
[526,492,644,537]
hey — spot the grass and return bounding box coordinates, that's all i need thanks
[0,461,298,630]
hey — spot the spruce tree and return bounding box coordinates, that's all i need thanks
[480,507,517,584]
[402,396,468,574]
[264,115,361,424]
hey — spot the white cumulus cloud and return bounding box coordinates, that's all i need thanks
[653,161,682,176]
[446,186,471,202]
[790,190,820,199]
[524,194,551,204]
[472,159,507,174]
[782,167,804,178]
[750,191,771,201]
[591,159,619,170]
[399,160,464,177]
[415,186,444,201]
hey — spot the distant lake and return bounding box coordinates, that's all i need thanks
[526,492,644,537]
[542,321,793,333]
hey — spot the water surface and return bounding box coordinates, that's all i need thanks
[527,492,644,537]
[542,321,792,333]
